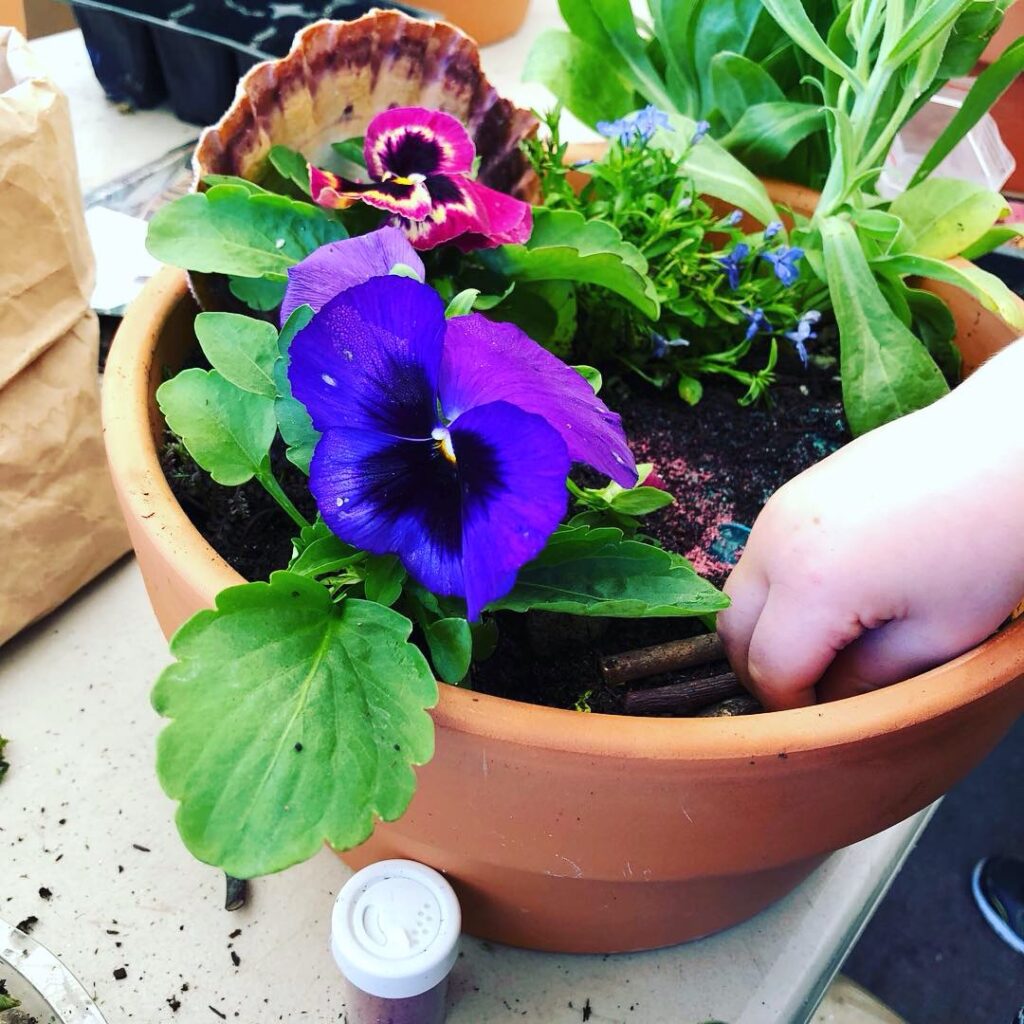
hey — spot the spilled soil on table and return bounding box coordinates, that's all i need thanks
[161,357,847,715]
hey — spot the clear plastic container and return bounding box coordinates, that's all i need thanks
[1,919,108,1024]
[331,860,461,1024]
[879,77,1016,197]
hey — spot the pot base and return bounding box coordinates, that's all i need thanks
[342,839,823,953]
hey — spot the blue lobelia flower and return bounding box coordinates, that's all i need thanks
[763,220,783,241]
[761,245,805,286]
[287,230,638,619]
[690,120,710,145]
[650,331,691,359]
[784,309,821,366]
[724,209,743,227]
[716,241,749,290]
[596,105,672,146]
[743,307,771,341]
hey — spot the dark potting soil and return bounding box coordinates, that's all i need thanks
[161,361,848,715]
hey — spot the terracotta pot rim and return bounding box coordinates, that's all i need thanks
[104,254,1024,761]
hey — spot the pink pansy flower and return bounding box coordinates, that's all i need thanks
[309,106,532,252]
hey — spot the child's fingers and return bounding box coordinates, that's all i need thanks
[719,560,769,690]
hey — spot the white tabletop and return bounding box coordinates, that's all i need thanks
[3,15,933,1024]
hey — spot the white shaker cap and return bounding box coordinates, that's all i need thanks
[331,859,461,999]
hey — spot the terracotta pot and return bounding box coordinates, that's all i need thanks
[102,182,1024,953]
[433,0,531,46]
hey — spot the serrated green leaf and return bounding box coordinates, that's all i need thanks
[889,178,1008,259]
[153,573,437,877]
[228,275,288,312]
[481,209,659,319]
[489,524,727,617]
[523,29,636,127]
[821,217,949,436]
[364,555,407,607]
[147,184,347,279]
[195,312,279,397]
[157,368,276,486]
[288,524,361,578]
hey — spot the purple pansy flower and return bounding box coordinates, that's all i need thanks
[761,245,805,286]
[743,307,771,341]
[596,105,672,146]
[286,230,637,619]
[308,107,532,252]
[716,242,749,289]
[784,309,821,366]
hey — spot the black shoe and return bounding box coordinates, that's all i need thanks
[972,856,1024,955]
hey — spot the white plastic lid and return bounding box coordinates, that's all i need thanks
[330,859,461,999]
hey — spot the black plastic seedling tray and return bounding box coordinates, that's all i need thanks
[65,0,432,125]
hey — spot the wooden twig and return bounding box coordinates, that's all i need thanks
[624,672,743,716]
[601,632,725,685]
[696,694,763,718]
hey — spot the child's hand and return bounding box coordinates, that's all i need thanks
[718,339,1024,711]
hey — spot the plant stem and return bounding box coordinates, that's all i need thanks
[257,468,310,531]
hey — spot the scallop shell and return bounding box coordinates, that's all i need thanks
[194,9,540,202]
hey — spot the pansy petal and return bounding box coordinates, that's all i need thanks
[281,227,424,324]
[309,165,432,220]
[398,175,532,252]
[310,429,465,598]
[309,402,569,620]
[449,178,533,252]
[450,401,570,620]
[364,107,475,179]
[439,314,638,487]
[288,275,444,439]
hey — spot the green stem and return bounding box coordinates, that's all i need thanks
[257,468,310,531]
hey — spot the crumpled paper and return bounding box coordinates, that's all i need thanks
[0,28,129,646]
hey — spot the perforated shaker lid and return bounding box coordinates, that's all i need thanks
[331,860,461,999]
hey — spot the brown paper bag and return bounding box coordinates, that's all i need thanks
[0,27,129,645]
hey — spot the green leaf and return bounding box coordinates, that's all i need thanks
[959,223,1024,260]
[195,312,279,397]
[710,51,786,126]
[720,101,826,166]
[820,217,949,436]
[873,252,1024,330]
[228,275,288,312]
[906,286,961,384]
[288,520,361,577]
[677,372,703,404]
[445,289,480,319]
[268,144,311,195]
[153,573,437,876]
[364,555,407,607]
[157,369,276,486]
[609,486,675,515]
[488,280,578,357]
[481,209,659,318]
[911,36,1024,186]
[889,178,1008,259]
[588,0,676,110]
[885,0,978,70]
[489,524,727,617]
[202,174,271,195]
[147,184,348,279]
[0,993,20,1012]
[423,618,473,685]
[274,305,320,474]
[758,0,857,83]
[523,29,636,127]
[657,114,780,226]
[573,364,603,393]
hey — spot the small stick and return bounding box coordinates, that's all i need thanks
[696,694,763,718]
[624,672,744,716]
[225,874,248,912]
[601,632,725,685]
